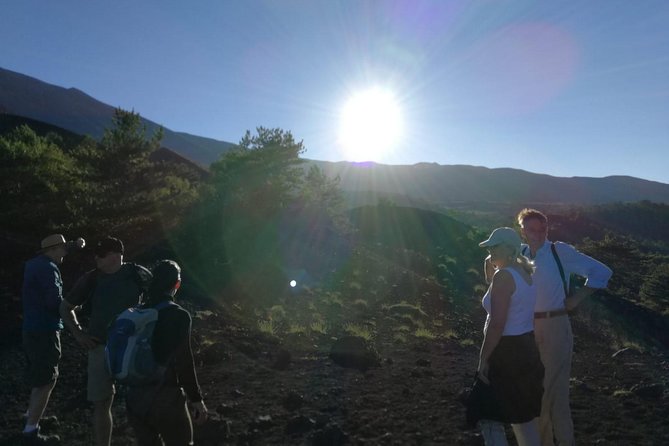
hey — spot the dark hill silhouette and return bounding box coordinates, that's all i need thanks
[0,113,208,178]
[309,161,669,207]
[0,66,235,166]
[0,113,87,147]
[349,205,483,297]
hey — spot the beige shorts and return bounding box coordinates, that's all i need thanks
[87,345,115,402]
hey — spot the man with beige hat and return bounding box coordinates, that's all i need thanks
[21,234,84,445]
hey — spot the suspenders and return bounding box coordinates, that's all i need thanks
[522,243,569,298]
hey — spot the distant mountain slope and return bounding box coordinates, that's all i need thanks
[0,66,235,166]
[309,161,669,206]
[4,66,668,207]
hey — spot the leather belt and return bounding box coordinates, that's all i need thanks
[534,309,568,319]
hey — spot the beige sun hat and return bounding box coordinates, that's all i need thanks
[40,234,67,251]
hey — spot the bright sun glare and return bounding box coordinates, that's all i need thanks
[338,87,404,162]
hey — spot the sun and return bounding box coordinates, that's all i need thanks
[338,87,404,162]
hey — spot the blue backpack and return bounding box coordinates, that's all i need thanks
[105,300,175,386]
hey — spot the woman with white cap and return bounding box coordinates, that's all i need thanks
[473,227,544,446]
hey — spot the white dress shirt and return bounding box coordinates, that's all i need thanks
[522,240,612,312]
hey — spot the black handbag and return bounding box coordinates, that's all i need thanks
[464,375,504,427]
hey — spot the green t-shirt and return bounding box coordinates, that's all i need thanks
[67,263,151,341]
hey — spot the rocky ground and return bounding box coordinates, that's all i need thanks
[1,288,668,446]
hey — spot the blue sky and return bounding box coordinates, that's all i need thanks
[3,1,668,183]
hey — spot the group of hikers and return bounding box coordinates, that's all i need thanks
[20,207,612,445]
[471,208,612,446]
[21,235,207,446]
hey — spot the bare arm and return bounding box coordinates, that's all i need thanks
[478,270,514,383]
[59,299,99,349]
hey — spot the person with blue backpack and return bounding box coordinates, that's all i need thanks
[60,236,151,446]
[123,259,208,446]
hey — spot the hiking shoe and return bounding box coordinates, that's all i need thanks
[22,428,61,446]
[22,414,60,429]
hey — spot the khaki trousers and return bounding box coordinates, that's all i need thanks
[534,316,575,446]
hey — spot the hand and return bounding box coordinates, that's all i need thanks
[565,286,595,311]
[191,400,208,425]
[477,361,490,385]
[484,255,497,284]
[564,296,578,311]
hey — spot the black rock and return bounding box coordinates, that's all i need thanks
[272,348,292,370]
[215,403,236,417]
[310,423,348,446]
[248,415,274,431]
[282,391,305,411]
[285,415,316,435]
[329,336,381,371]
[234,340,261,359]
[198,342,230,366]
[631,383,665,399]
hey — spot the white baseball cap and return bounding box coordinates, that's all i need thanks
[479,227,521,249]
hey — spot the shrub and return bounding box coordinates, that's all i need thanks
[258,320,276,335]
[269,305,287,321]
[414,328,436,339]
[310,321,327,335]
[343,322,374,341]
[288,323,306,334]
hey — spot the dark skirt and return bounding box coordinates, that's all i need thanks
[488,332,544,423]
[467,332,544,426]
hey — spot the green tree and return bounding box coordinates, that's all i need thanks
[209,127,305,217]
[87,109,162,232]
[301,165,347,229]
[77,108,201,243]
[181,127,305,297]
[0,125,83,232]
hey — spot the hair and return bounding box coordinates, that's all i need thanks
[516,253,535,275]
[516,208,548,227]
[497,242,535,275]
[147,260,181,302]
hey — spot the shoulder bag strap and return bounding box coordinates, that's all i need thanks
[550,242,569,298]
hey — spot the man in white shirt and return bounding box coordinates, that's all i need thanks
[516,208,612,446]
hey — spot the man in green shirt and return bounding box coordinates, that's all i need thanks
[60,237,151,446]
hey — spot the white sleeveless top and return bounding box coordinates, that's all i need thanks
[482,267,536,336]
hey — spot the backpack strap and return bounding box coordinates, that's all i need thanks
[550,242,569,298]
[153,300,177,311]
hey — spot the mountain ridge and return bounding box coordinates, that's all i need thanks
[3,65,668,206]
[308,160,669,206]
[0,66,235,166]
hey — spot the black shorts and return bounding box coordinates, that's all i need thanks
[23,330,61,387]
